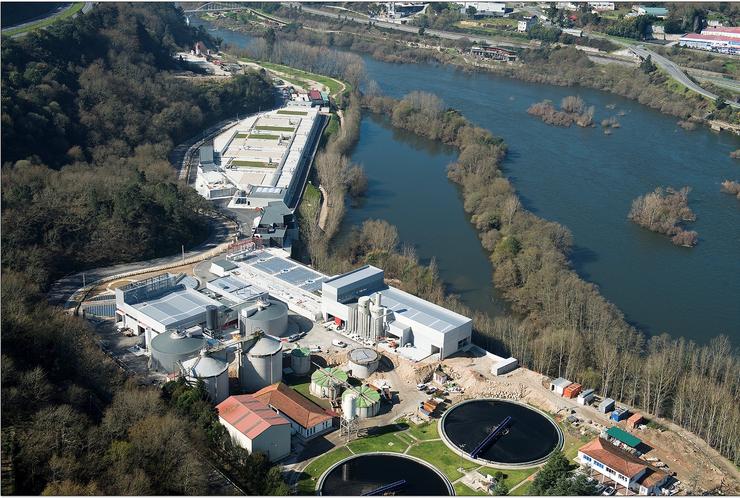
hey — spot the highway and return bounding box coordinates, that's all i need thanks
[630,45,740,109]
[295,4,537,50]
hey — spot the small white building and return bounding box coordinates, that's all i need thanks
[577,388,596,406]
[492,357,518,376]
[216,395,292,462]
[459,2,507,17]
[550,377,572,396]
[588,2,615,11]
[517,16,538,32]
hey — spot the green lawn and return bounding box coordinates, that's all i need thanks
[510,480,534,496]
[255,125,294,132]
[289,380,332,410]
[296,446,353,494]
[407,420,439,440]
[347,430,410,454]
[3,2,84,37]
[454,482,488,496]
[278,110,308,116]
[393,431,416,447]
[251,133,280,140]
[259,61,348,96]
[230,160,273,168]
[478,466,538,489]
[298,182,321,222]
[407,440,473,481]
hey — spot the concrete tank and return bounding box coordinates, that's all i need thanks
[240,336,282,392]
[242,299,289,337]
[150,330,205,373]
[205,305,218,331]
[181,352,230,404]
[342,385,381,419]
[310,367,348,400]
[290,347,311,376]
[347,347,380,379]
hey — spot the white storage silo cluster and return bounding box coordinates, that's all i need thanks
[346,294,390,342]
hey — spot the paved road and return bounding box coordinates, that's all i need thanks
[47,216,235,308]
[295,4,537,50]
[630,45,740,109]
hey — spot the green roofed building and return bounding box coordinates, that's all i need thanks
[309,367,348,399]
[606,426,642,448]
[342,384,381,418]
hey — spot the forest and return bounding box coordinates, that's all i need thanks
[1,3,283,494]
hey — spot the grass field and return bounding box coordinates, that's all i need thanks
[406,420,439,440]
[3,2,84,37]
[298,182,322,222]
[347,430,410,454]
[255,125,294,132]
[259,61,348,96]
[296,446,353,494]
[510,480,534,495]
[478,466,539,489]
[454,482,488,495]
[250,134,280,140]
[407,440,474,481]
[278,110,308,116]
[230,160,273,168]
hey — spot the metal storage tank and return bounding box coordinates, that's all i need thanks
[150,330,205,373]
[181,352,230,404]
[342,391,357,421]
[309,367,348,400]
[342,385,381,419]
[241,298,289,337]
[239,335,282,392]
[290,347,311,376]
[347,347,380,379]
[205,305,218,331]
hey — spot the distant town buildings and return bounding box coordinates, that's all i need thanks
[588,2,615,12]
[634,6,668,18]
[679,26,740,55]
[470,45,518,61]
[459,2,507,17]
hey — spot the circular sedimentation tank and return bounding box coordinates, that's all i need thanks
[347,347,380,379]
[149,330,205,373]
[310,367,348,400]
[290,347,311,376]
[318,453,453,496]
[342,385,381,419]
[440,399,563,468]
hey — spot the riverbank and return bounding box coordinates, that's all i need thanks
[203,9,738,132]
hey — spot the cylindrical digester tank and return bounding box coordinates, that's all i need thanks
[242,299,289,337]
[342,385,381,419]
[181,353,230,404]
[342,391,357,421]
[347,347,380,379]
[240,336,282,392]
[309,367,348,400]
[205,305,218,331]
[150,330,205,373]
[290,347,311,376]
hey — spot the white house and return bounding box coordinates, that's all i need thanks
[578,438,670,495]
[216,395,292,462]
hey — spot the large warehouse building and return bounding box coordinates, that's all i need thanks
[321,266,472,360]
[195,105,322,210]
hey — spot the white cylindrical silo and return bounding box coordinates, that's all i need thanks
[240,335,282,392]
[181,352,230,404]
[342,392,357,421]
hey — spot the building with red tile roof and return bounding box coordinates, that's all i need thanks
[253,382,334,439]
[217,394,291,461]
[578,437,670,495]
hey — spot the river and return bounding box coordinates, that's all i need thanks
[195,18,740,345]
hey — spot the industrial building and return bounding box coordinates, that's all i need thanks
[253,382,334,440]
[195,105,321,210]
[458,2,507,17]
[217,394,292,462]
[578,438,670,495]
[679,28,740,55]
[321,266,472,361]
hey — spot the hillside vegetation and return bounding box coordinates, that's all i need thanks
[1,4,283,494]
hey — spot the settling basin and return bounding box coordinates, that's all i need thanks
[318,453,453,496]
[441,399,563,467]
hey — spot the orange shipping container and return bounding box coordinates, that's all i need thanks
[563,383,583,399]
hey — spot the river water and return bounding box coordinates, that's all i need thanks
[195,19,740,345]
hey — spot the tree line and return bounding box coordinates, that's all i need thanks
[1,3,287,494]
[361,92,739,465]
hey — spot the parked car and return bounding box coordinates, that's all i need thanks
[601,486,616,496]
[287,334,300,342]
[309,344,322,353]
[332,339,347,348]
[416,383,427,391]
